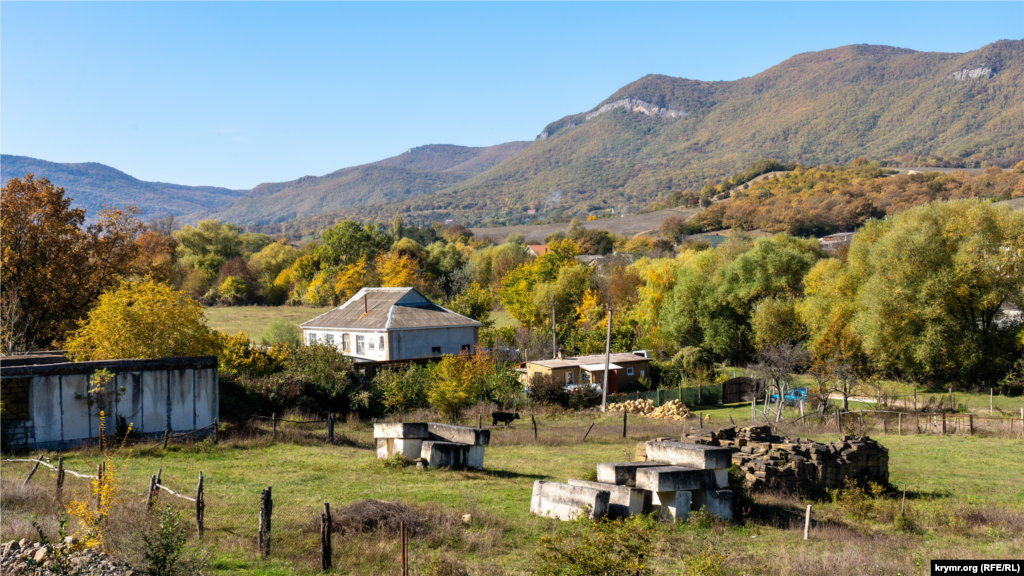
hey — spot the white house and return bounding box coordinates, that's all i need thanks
[300,287,482,361]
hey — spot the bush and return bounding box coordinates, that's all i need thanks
[534,515,655,576]
[219,275,250,303]
[375,364,432,413]
[530,373,570,407]
[142,505,188,576]
[261,319,301,346]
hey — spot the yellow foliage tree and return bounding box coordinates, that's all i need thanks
[427,353,490,423]
[217,331,289,377]
[376,250,420,287]
[334,256,370,301]
[575,289,606,330]
[65,410,131,550]
[65,279,220,361]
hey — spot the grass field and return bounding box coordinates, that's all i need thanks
[3,409,1022,576]
[469,207,698,244]
[204,306,333,340]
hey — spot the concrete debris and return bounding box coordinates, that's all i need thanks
[374,422,487,469]
[1,540,135,575]
[672,425,889,491]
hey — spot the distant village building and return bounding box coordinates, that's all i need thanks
[521,353,652,395]
[820,232,855,254]
[527,244,550,257]
[300,288,481,361]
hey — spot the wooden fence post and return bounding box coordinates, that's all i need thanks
[699,412,704,430]
[327,414,334,444]
[272,413,277,441]
[582,423,594,442]
[968,414,973,435]
[321,502,332,571]
[56,457,65,501]
[213,418,219,444]
[163,430,169,450]
[531,415,537,443]
[942,413,946,435]
[803,504,812,540]
[898,413,902,436]
[478,415,482,429]
[23,456,41,487]
[258,486,273,557]
[196,472,205,538]
[751,399,755,423]
[916,412,920,434]
[156,467,163,487]
[990,389,993,414]
[146,474,157,510]
[622,411,627,438]
[400,520,408,576]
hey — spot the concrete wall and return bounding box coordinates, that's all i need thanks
[303,326,478,361]
[1,356,218,452]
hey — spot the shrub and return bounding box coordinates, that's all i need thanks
[142,505,188,576]
[530,373,570,407]
[534,515,655,576]
[219,275,250,303]
[375,364,432,413]
[261,319,301,346]
[681,537,726,576]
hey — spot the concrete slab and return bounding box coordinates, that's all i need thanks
[421,441,470,468]
[373,422,429,439]
[646,441,732,470]
[652,490,691,521]
[635,466,713,492]
[596,462,671,486]
[568,479,651,518]
[706,489,734,520]
[375,438,424,461]
[427,423,490,446]
[467,445,485,470]
[531,481,609,520]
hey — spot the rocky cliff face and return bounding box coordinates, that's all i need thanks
[947,67,994,80]
[538,98,684,139]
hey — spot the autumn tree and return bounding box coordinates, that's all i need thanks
[1,175,146,349]
[428,354,479,422]
[446,282,495,328]
[377,251,420,288]
[65,279,221,361]
[317,221,392,268]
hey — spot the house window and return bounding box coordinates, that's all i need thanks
[640,369,645,377]
[342,334,350,352]
[356,335,365,355]
[326,334,335,345]
[431,346,441,356]
[581,371,591,384]
[461,344,471,353]
[379,336,385,350]
[309,333,318,344]
[369,341,375,351]
[565,371,574,385]
[627,367,634,376]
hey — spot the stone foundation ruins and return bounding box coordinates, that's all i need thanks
[373,422,489,469]
[665,425,889,492]
[530,440,733,522]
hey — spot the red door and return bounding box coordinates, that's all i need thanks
[608,370,619,395]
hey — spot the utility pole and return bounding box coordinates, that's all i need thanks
[602,308,613,413]
[551,298,557,359]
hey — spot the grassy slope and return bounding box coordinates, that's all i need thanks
[204,306,333,339]
[5,414,1021,575]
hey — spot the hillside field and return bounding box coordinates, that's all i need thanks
[3,410,1022,575]
[470,207,697,244]
[204,306,333,340]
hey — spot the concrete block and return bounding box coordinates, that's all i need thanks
[467,445,485,470]
[427,423,490,445]
[375,438,424,460]
[652,490,691,521]
[374,422,429,439]
[169,369,194,431]
[706,489,733,520]
[568,479,651,518]
[713,468,729,489]
[646,441,732,470]
[635,466,713,492]
[596,462,670,486]
[531,481,609,520]
[421,441,470,468]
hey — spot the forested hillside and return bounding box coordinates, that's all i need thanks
[0,155,245,219]
[334,40,1023,227]
[199,142,529,225]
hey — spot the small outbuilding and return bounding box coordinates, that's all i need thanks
[522,353,652,394]
[300,287,481,361]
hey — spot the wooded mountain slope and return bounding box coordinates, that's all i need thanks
[198,142,529,225]
[336,40,1023,227]
[0,155,245,219]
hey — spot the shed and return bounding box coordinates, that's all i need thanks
[523,353,651,394]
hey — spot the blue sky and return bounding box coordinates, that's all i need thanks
[2,2,1021,189]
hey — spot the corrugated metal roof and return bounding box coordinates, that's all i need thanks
[301,287,480,330]
[529,353,649,369]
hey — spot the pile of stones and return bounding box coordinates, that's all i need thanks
[1,539,135,575]
[374,422,489,469]
[670,425,889,491]
[530,440,733,522]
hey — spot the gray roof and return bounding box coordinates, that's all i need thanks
[529,353,650,369]
[301,287,481,331]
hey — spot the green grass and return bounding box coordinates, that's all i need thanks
[4,412,1022,575]
[488,311,518,329]
[204,306,333,340]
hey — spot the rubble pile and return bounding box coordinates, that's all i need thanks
[608,399,694,420]
[640,425,889,492]
[1,539,135,575]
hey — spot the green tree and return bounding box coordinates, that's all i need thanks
[848,199,1024,383]
[446,282,495,328]
[317,221,393,268]
[261,319,302,347]
[173,220,242,264]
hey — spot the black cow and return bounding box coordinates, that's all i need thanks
[492,412,521,427]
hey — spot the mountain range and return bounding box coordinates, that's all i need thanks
[3,39,1022,231]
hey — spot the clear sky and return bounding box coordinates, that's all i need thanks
[2,2,1021,189]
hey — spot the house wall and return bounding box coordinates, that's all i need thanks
[303,326,478,361]
[524,359,651,389]
[0,356,218,451]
